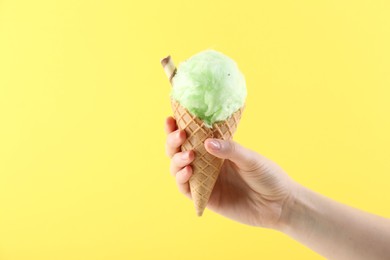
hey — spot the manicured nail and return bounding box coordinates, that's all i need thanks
[208,139,221,150]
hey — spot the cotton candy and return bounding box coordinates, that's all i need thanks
[171,50,246,127]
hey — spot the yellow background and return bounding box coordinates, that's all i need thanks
[1,0,389,259]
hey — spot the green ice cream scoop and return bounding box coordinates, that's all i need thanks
[171,50,247,127]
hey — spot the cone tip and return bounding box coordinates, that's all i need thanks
[196,208,204,217]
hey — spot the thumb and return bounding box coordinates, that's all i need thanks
[204,139,260,171]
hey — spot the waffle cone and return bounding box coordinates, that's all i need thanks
[171,99,244,216]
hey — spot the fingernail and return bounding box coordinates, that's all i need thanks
[208,139,221,150]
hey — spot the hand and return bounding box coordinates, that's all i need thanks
[165,116,296,228]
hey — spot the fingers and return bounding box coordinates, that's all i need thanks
[176,165,192,198]
[165,129,186,158]
[204,139,261,171]
[165,117,192,198]
[164,116,177,134]
[170,150,194,176]
[165,117,187,158]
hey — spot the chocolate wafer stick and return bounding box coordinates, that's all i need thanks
[160,55,177,84]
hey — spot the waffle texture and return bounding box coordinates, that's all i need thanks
[171,99,243,216]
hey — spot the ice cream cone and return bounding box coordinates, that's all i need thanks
[171,99,243,216]
[161,55,244,216]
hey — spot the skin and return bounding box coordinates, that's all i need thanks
[165,116,390,260]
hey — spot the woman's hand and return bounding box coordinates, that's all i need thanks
[165,115,390,259]
[165,116,296,228]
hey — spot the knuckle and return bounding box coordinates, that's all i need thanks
[171,152,180,164]
[168,130,183,147]
[167,133,175,146]
[176,167,188,184]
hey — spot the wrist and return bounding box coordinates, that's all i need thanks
[274,182,307,232]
